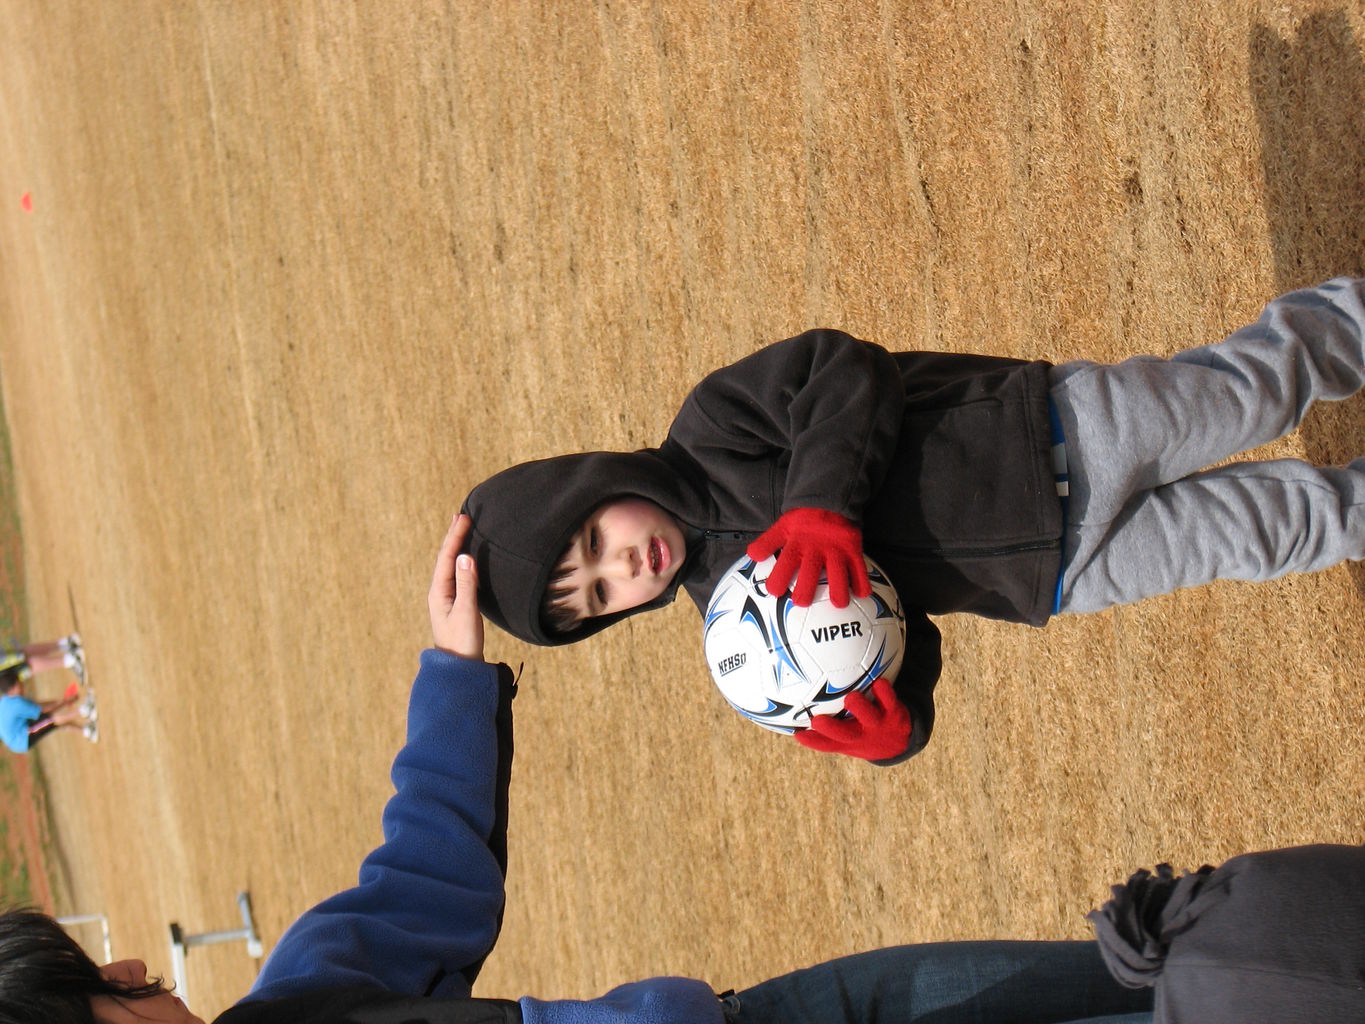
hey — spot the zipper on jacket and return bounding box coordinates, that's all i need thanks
[705,530,1056,559]
[884,538,1059,559]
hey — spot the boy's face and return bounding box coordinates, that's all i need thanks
[91,960,206,1024]
[558,498,686,619]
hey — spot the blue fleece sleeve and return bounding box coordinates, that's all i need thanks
[242,649,507,1003]
[519,977,724,1024]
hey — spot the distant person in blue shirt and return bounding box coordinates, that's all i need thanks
[0,663,95,751]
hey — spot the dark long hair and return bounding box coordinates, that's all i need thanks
[0,910,168,1024]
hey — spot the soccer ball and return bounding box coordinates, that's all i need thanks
[702,554,906,734]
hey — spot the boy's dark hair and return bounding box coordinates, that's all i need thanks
[0,668,22,696]
[0,909,168,1024]
[540,540,584,635]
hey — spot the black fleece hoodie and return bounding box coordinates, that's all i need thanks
[462,330,1062,760]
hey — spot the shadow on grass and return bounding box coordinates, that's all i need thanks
[1251,10,1365,597]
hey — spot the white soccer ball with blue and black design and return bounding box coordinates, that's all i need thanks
[703,553,905,734]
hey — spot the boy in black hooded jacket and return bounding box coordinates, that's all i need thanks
[463,277,1365,765]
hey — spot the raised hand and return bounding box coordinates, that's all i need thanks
[793,678,911,761]
[429,513,485,661]
[746,507,871,607]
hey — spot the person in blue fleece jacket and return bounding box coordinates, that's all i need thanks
[0,514,1155,1024]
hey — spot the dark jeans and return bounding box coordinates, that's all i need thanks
[725,940,1152,1024]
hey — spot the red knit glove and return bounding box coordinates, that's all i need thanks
[746,507,871,608]
[793,679,911,761]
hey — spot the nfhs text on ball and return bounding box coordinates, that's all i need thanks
[716,653,747,677]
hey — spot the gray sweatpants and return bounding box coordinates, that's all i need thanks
[1050,276,1365,614]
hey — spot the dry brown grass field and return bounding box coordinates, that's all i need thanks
[1,1,1364,1018]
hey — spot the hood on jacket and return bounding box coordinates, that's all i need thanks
[1089,843,1365,1023]
[461,449,707,646]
